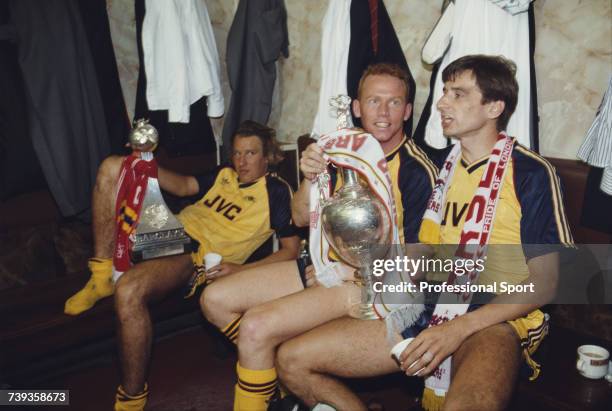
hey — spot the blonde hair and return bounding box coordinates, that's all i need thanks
[357,63,411,101]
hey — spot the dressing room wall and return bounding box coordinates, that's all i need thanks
[107,0,611,160]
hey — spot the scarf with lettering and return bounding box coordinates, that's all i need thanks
[309,128,420,322]
[419,133,514,410]
[113,155,158,272]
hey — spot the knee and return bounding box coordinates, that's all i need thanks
[276,339,310,383]
[96,156,122,189]
[238,309,278,350]
[114,273,147,317]
[443,378,514,411]
[443,392,506,411]
[200,282,229,326]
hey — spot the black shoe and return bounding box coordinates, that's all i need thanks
[267,393,305,411]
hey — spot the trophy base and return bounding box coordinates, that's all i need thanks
[349,302,379,320]
[131,237,193,263]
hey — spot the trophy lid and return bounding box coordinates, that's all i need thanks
[329,95,352,130]
[129,119,159,152]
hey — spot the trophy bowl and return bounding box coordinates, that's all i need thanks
[321,167,391,319]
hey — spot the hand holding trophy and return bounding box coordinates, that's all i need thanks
[312,96,393,319]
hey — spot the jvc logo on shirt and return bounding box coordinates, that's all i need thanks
[441,202,468,227]
[203,195,242,221]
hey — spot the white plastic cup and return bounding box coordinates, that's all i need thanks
[390,338,414,362]
[204,253,222,270]
[390,338,424,374]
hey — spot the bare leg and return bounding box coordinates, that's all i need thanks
[443,323,521,411]
[64,156,125,315]
[276,317,521,411]
[91,156,124,258]
[277,317,401,410]
[114,253,194,395]
[200,260,304,329]
[237,283,360,370]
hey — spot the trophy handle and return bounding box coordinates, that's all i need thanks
[316,171,331,206]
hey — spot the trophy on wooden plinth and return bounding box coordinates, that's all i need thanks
[128,119,192,262]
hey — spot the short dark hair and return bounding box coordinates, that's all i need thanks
[442,55,518,131]
[232,120,284,165]
[358,62,411,101]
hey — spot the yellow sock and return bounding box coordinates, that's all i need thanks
[64,258,114,315]
[221,315,243,344]
[114,384,148,411]
[422,387,445,411]
[234,363,277,411]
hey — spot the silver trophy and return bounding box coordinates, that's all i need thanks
[319,96,392,319]
[129,119,192,262]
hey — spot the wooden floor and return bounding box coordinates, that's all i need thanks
[10,316,612,411]
[34,327,239,411]
[1,265,610,411]
[28,325,420,411]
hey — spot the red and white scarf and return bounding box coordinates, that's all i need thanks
[113,155,158,273]
[422,133,515,405]
[309,129,398,289]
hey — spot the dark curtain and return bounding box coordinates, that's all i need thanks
[527,3,540,152]
[8,0,111,216]
[581,167,612,235]
[221,0,289,161]
[0,1,45,200]
[77,0,130,155]
[347,0,416,136]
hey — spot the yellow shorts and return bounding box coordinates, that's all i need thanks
[422,309,549,411]
[507,309,549,380]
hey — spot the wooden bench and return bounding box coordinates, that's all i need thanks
[0,270,203,386]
